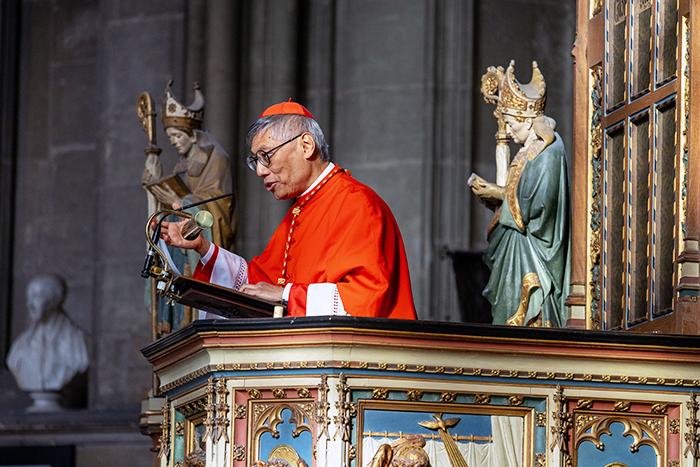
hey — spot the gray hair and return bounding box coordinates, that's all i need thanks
[246,114,330,162]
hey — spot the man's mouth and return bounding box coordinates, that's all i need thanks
[265,181,276,192]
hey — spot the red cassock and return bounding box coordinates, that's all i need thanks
[249,170,416,319]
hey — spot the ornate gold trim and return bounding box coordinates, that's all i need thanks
[685,391,699,458]
[317,373,331,440]
[550,385,572,453]
[214,378,229,443]
[575,415,663,454]
[333,373,356,442]
[158,396,171,461]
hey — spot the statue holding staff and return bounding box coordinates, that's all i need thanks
[469,60,571,327]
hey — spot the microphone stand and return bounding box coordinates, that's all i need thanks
[141,192,234,278]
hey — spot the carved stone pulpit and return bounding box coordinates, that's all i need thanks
[141,318,700,467]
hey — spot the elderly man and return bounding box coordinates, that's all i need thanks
[162,101,416,319]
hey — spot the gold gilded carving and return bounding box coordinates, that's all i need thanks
[158,396,171,461]
[565,373,574,380]
[248,389,262,399]
[255,404,271,421]
[685,391,699,458]
[175,421,184,436]
[267,362,274,369]
[378,363,387,370]
[317,374,331,440]
[441,392,457,403]
[406,390,424,401]
[491,369,501,377]
[416,365,426,372]
[349,444,357,460]
[317,361,325,368]
[670,461,680,467]
[436,366,445,374]
[535,453,546,467]
[300,361,308,369]
[547,372,556,379]
[695,380,700,387]
[268,444,301,465]
[398,364,407,371]
[215,378,230,443]
[273,389,287,399]
[216,364,224,371]
[175,463,184,467]
[576,416,662,454]
[584,374,592,381]
[418,413,469,467]
[676,379,685,386]
[639,377,648,384]
[620,375,629,383]
[373,389,389,400]
[232,363,240,370]
[474,394,489,404]
[506,272,542,326]
[509,370,518,377]
[474,369,483,376]
[254,403,313,446]
[651,403,668,414]
[250,363,258,370]
[509,395,524,406]
[360,362,369,369]
[232,445,245,461]
[235,404,246,419]
[576,414,600,431]
[564,453,573,466]
[670,419,680,434]
[296,388,310,399]
[550,385,572,453]
[529,371,537,378]
[577,399,594,410]
[455,367,464,375]
[614,401,631,412]
[602,375,611,382]
[201,377,216,444]
[658,378,666,385]
[537,412,547,427]
[341,361,350,368]
[283,362,291,369]
[334,373,355,442]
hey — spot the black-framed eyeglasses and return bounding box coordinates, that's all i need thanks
[246,133,304,171]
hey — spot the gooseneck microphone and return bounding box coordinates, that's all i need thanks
[141,192,234,279]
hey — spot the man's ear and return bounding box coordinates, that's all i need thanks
[300,133,317,160]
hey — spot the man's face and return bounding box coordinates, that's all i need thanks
[166,127,195,155]
[251,129,309,200]
[504,115,532,145]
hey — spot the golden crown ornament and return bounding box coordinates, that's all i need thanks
[481,60,547,119]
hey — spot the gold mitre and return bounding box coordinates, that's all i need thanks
[162,80,205,130]
[481,60,546,119]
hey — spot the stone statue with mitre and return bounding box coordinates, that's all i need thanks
[469,60,571,327]
[141,82,236,334]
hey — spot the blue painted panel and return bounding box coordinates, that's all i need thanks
[259,408,313,463]
[577,422,657,467]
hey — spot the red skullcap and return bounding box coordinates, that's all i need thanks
[259,99,315,120]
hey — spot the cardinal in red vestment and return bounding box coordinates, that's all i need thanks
[161,101,417,320]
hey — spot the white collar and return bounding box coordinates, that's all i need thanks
[299,162,335,198]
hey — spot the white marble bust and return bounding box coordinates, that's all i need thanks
[6,274,89,411]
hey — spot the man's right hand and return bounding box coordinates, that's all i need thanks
[159,204,211,256]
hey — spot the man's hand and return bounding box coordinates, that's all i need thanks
[239,282,284,302]
[159,203,210,256]
[151,184,183,207]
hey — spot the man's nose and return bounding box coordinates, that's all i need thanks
[256,163,270,177]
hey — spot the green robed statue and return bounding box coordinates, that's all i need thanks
[469,60,571,327]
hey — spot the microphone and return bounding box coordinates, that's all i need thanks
[141,192,234,279]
